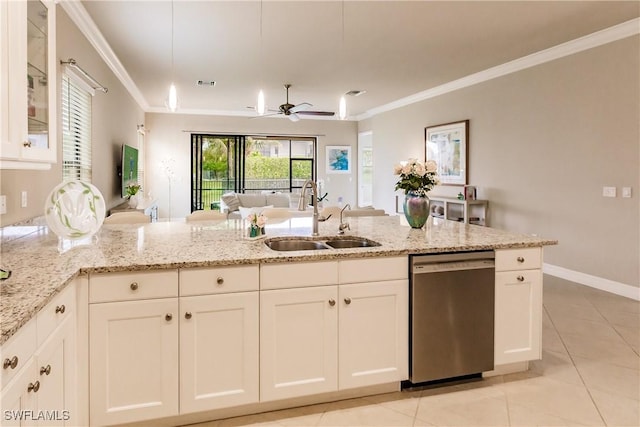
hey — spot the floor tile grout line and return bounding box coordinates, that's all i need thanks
[542,301,608,426]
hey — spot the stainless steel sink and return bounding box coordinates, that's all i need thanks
[265,239,329,251]
[265,236,381,251]
[324,238,381,249]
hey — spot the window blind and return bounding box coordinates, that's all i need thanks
[62,74,92,181]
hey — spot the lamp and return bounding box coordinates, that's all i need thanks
[339,95,347,120]
[256,1,267,115]
[338,1,347,120]
[165,0,179,112]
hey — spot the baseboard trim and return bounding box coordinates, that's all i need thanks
[543,263,640,301]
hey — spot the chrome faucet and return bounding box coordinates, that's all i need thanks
[339,204,351,234]
[298,179,320,236]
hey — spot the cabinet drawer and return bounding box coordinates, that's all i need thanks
[180,265,259,296]
[495,247,542,272]
[260,261,338,290]
[36,282,76,346]
[339,256,408,284]
[89,270,178,303]
[0,319,36,389]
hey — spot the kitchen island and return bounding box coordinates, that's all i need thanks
[0,215,556,426]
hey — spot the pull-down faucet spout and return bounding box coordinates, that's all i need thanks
[298,179,320,236]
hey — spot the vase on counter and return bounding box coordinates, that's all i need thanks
[128,195,138,209]
[403,191,430,229]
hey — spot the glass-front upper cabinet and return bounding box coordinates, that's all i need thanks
[1,0,56,169]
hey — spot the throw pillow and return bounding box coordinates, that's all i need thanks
[221,193,240,212]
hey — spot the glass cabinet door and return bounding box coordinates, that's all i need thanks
[26,0,49,150]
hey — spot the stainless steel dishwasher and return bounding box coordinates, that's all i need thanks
[408,251,495,385]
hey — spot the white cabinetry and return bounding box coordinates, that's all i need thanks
[494,247,543,365]
[179,266,259,414]
[0,282,77,427]
[1,0,56,169]
[260,257,408,401]
[89,271,179,426]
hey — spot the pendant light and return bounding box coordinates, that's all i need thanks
[165,0,179,112]
[256,0,266,115]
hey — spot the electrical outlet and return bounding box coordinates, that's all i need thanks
[21,191,27,208]
[602,186,616,198]
[622,187,632,198]
[0,195,6,215]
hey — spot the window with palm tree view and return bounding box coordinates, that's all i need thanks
[191,134,316,211]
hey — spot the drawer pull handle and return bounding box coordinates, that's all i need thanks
[517,275,525,282]
[130,282,139,291]
[3,356,18,370]
[344,297,352,305]
[517,256,525,263]
[165,313,173,321]
[40,365,51,376]
[55,305,65,314]
[328,299,336,307]
[185,312,192,320]
[23,141,31,148]
[216,277,224,285]
[27,381,40,393]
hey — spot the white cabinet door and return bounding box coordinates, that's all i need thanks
[260,286,338,402]
[338,280,408,389]
[180,292,259,414]
[495,269,543,365]
[0,360,37,427]
[33,317,75,426]
[89,299,179,426]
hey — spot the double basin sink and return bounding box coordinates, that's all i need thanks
[265,236,381,251]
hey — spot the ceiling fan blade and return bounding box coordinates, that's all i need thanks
[288,113,300,122]
[290,102,312,113]
[297,111,335,116]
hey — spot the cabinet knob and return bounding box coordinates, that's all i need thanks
[23,141,32,148]
[55,305,65,314]
[216,277,224,285]
[185,312,192,320]
[344,297,352,305]
[328,299,336,307]
[130,282,139,291]
[517,256,525,263]
[165,313,173,321]
[27,381,40,393]
[40,365,51,376]
[3,356,18,370]
[517,275,525,282]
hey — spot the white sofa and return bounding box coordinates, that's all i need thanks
[221,192,301,219]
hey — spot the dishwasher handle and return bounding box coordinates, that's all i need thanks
[413,259,495,274]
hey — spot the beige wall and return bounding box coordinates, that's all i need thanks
[363,36,640,288]
[0,6,144,226]
[144,114,358,220]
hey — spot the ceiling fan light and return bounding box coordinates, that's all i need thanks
[257,89,266,115]
[166,83,179,112]
[339,96,347,120]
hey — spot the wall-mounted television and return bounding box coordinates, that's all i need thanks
[121,144,139,198]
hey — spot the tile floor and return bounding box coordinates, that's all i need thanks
[186,275,639,426]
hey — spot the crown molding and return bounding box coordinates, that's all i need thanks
[356,17,640,121]
[60,0,150,111]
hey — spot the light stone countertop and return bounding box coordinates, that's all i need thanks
[0,215,557,345]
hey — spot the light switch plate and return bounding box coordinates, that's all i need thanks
[602,186,616,197]
[21,191,27,208]
[622,187,632,198]
[0,195,6,215]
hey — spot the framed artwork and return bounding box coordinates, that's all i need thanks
[425,120,469,185]
[326,145,351,174]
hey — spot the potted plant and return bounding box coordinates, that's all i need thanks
[125,183,141,208]
[394,158,439,228]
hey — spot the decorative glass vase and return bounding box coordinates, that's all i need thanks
[403,192,430,229]
[128,194,138,208]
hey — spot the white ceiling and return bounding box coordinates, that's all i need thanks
[75,0,639,120]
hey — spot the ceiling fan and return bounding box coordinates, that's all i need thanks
[252,84,335,122]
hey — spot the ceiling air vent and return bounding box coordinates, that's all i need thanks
[345,90,366,97]
[196,80,216,87]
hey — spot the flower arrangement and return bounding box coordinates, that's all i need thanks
[394,158,439,197]
[248,213,267,238]
[125,183,141,199]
